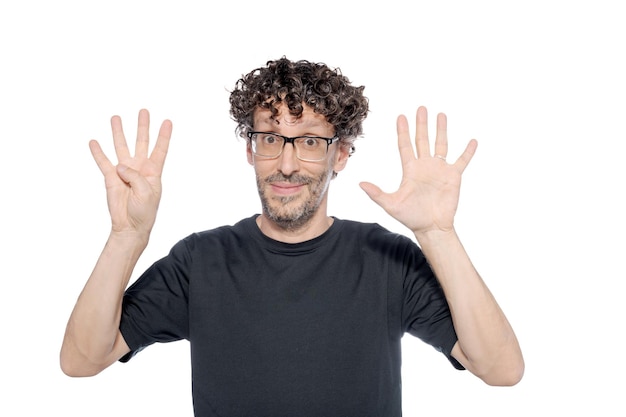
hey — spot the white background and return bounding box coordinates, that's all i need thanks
[1,1,624,415]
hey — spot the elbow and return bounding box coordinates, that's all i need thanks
[455,339,525,387]
[60,358,103,378]
[482,357,525,387]
[59,344,105,378]
[60,353,100,378]
[484,370,524,387]
[60,363,85,378]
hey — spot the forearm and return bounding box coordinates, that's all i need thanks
[60,231,148,376]
[415,229,524,386]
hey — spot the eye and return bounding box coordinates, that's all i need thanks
[300,137,322,149]
[256,133,281,146]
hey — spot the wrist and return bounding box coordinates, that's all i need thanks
[107,229,150,250]
[413,227,457,246]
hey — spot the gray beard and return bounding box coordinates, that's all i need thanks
[257,170,330,232]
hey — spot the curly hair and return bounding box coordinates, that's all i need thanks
[229,57,369,153]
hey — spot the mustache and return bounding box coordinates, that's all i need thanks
[263,173,313,185]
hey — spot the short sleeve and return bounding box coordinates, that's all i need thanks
[401,241,464,370]
[119,239,191,362]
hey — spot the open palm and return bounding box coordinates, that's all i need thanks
[89,109,172,236]
[360,106,477,235]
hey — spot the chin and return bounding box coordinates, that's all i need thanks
[263,201,318,231]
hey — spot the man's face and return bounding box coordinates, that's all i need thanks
[248,103,349,231]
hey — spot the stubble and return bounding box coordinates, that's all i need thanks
[257,170,331,232]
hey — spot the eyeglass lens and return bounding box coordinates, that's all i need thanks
[251,133,330,161]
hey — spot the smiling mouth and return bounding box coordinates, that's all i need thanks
[271,182,305,195]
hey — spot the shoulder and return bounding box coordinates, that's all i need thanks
[336,218,412,241]
[334,218,418,253]
[169,216,258,256]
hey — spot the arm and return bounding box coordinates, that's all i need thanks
[60,109,172,377]
[360,107,524,386]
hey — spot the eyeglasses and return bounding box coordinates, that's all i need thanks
[247,131,340,162]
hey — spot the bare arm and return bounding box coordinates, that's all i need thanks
[416,229,524,386]
[60,109,172,377]
[360,107,524,386]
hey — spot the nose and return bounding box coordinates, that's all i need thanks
[277,141,300,176]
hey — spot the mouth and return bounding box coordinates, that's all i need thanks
[270,181,305,196]
[264,172,312,193]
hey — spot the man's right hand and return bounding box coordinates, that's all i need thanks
[60,109,172,377]
[89,109,172,238]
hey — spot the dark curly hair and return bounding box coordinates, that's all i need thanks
[229,57,369,153]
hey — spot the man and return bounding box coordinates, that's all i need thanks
[60,57,524,416]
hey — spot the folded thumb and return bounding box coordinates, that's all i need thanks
[116,164,143,189]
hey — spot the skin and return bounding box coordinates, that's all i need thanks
[60,109,169,376]
[248,104,349,242]
[360,107,524,385]
[60,105,524,387]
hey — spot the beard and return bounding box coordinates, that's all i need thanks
[256,169,332,232]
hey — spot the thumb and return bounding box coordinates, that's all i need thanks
[359,182,387,206]
[116,164,150,194]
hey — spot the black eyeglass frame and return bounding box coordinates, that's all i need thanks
[246,131,340,161]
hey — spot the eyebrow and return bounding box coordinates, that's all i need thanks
[256,117,327,129]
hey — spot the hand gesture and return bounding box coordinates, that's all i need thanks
[360,106,477,236]
[89,109,172,237]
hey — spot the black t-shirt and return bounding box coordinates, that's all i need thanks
[120,215,462,416]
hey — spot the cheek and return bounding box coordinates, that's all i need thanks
[251,159,275,177]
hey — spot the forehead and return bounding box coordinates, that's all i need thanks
[253,103,332,131]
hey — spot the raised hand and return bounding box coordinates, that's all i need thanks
[89,109,172,237]
[360,106,477,236]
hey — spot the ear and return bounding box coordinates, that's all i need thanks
[246,141,254,165]
[332,142,351,173]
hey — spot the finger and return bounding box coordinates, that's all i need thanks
[415,106,430,158]
[116,164,151,196]
[396,115,415,167]
[111,115,131,160]
[434,112,448,159]
[453,139,478,173]
[149,119,173,172]
[359,182,390,208]
[89,139,115,176]
[135,109,150,157]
